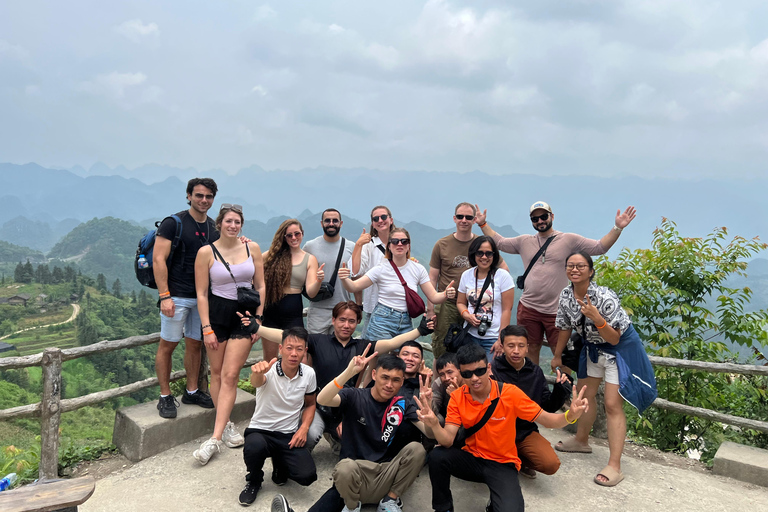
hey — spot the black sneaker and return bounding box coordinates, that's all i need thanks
[271,466,288,486]
[239,482,260,506]
[157,395,179,418]
[271,494,294,512]
[182,389,215,408]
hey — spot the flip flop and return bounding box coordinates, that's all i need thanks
[555,438,592,453]
[594,466,624,487]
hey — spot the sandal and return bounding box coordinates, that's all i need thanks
[555,438,592,453]
[594,466,624,487]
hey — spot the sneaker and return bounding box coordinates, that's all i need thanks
[157,395,179,419]
[377,496,403,512]
[193,437,222,465]
[271,494,294,512]
[222,421,245,448]
[182,389,215,408]
[323,432,342,455]
[341,502,361,512]
[271,466,288,486]
[519,466,537,479]
[238,481,260,506]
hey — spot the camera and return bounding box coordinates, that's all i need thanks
[477,315,490,336]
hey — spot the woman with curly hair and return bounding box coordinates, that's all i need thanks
[262,219,323,361]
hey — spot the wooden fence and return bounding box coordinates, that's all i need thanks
[0,333,767,480]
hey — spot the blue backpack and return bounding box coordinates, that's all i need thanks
[135,214,184,289]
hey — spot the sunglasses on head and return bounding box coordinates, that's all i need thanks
[459,366,488,379]
[220,203,243,213]
[390,238,410,246]
[372,214,389,222]
[474,250,494,259]
[285,231,303,239]
[455,214,475,221]
[530,213,550,222]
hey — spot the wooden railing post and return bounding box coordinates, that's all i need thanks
[40,347,63,481]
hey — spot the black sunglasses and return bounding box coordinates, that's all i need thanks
[372,214,390,222]
[390,238,410,246]
[474,250,494,259]
[323,218,341,224]
[530,213,550,222]
[220,203,243,213]
[459,366,488,379]
[455,214,475,221]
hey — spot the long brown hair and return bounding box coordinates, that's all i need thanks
[264,219,303,305]
[384,227,411,260]
[369,205,395,238]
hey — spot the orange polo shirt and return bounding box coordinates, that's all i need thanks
[446,382,542,468]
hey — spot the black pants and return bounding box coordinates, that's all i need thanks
[242,428,317,488]
[429,446,524,512]
[307,486,345,512]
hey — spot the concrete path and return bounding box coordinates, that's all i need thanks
[0,303,80,341]
[79,421,768,512]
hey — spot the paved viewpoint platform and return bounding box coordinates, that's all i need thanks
[81,422,768,512]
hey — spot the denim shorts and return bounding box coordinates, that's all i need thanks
[160,297,202,342]
[363,304,413,341]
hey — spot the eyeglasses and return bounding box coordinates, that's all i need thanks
[459,366,488,379]
[285,232,303,239]
[474,250,494,259]
[390,238,410,246]
[194,193,215,200]
[566,263,589,271]
[530,213,550,222]
[220,203,243,213]
[323,218,341,225]
[372,214,389,222]
[455,214,475,221]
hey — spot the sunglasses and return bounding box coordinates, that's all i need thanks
[220,203,243,213]
[193,193,215,200]
[455,214,475,221]
[459,366,488,379]
[285,232,303,239]
[323,218,341,225]
[372,214,390,222]
[566,263,589,270]
[390,238,410,246]
[474,250,495,259]
[530,213,550,222]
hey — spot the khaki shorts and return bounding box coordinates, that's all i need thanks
[586,353,619,385]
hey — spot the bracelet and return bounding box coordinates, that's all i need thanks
[333,379,343,389]
[478,222,487,228]
[203,330,214,336]
[160,296,173,302]
[564,410,578,424]
[201,324,211,329]
[159,291,171,297]
[595,318,608,329]
[612,225,623,232]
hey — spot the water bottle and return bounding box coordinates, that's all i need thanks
[138,254,149,269]
[0,472,17,491]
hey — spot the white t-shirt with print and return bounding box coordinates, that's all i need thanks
[365,259,430,312]
[458,268,514,340]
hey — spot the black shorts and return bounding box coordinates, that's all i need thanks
[263,293,305,329]
[209,294,251,341]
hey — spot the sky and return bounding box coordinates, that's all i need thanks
[3,0,768,178]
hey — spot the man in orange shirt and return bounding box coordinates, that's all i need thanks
[417,343,588,512]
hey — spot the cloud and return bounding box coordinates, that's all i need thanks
[0,40,29,61]
[254,4,276,22]
[251,85,268,96]
[115,19,159,42]
[79,72,147,99]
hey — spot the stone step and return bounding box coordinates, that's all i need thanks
[112,388,255,462]
[712,441,768,487]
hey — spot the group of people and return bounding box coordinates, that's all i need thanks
[151,177,657,512]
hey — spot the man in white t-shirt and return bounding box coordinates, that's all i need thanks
[238,327,318,507]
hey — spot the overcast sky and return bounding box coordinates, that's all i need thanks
[2,0,768,178]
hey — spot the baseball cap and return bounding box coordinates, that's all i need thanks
[529,201,552,214]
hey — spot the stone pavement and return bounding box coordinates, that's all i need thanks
[80,422,768,512]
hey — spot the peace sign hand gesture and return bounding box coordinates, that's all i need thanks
[576,295,602,324]
[419,372,433,405]
[347,343,378,376]
[566,384,589,421]
[416,394,439,427]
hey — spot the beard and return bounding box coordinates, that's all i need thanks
[323,225,339,237]
[533,220,553,233]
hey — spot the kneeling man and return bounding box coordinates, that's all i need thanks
[418,343,588,512]
[239,327,318,507]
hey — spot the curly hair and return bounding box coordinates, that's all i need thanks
[264,219,304,305]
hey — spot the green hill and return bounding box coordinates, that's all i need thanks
[0,240,46,263]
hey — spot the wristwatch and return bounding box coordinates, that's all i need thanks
[612,225,623,232]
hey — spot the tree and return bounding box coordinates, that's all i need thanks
[596,219,768,460]
[111,279,122,299]
[52,266,64,284]
[96,273,107,293]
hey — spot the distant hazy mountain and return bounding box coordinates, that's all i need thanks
[0,240,45,263]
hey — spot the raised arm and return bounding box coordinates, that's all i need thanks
[317,344,377,407]
[237,314,284,344]
[351,229,371,275]
[249,357,277,388]
[598,206,636,251]
[376,316,434,354]
[536,385,588,429]
[474,205,500,239]
[420,280,455,305]
[416,394,460,447]
[338,264,373,293]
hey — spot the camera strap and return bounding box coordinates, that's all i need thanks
[471,268,496,316]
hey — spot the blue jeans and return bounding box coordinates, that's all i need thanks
[363,304,413,341]
[467,334,495,361]
[159,297,201,342]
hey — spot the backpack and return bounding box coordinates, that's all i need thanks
[135,214,184,289]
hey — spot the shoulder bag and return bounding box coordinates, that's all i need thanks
[211,243,261,310]
[444,269,495,353]
[303,239,346,302]
[516,235,556,290]
[389,260,426,318]
[453,381,504,448]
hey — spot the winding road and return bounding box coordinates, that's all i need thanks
[0,303,81,341]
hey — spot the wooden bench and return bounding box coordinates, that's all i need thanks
[0,476,95,512]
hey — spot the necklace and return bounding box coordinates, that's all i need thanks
[194,219,209,245]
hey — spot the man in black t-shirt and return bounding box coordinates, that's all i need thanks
[154,177,219,419]
[254,301,433,451]
[271,351,432,512]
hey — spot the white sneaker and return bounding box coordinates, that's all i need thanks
[193,437,222,465]
[222,421,244,447]
[377,496,403,512]
[341,502,361,512]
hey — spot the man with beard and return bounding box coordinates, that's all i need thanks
[271,351,432,512]
[474,201,636,366]
[303,209,355,334]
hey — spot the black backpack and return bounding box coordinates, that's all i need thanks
[134,213,185,289]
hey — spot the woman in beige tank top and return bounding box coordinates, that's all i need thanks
[261,219,323,361]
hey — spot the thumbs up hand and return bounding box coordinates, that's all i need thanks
[356,228,372,246]
[316,263,325,283]
[444,280,456,300]
[338,262,351,280]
